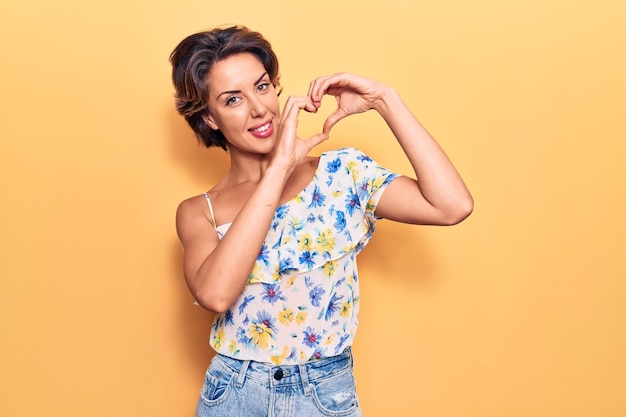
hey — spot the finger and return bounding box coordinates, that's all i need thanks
[305,132,330,151]
[308,74,340,104]
[277,98,308,133]
[323,109,347,135]
[281,96,317,123]
[309,73,350,102]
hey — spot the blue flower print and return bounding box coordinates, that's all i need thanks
[312,349,324,360]
[299,251,318,269]
[262,284,282,305]
[324,293,344,321]
[304,276,314,288]
[326,157,342,173]
[333,210,346,232]
[224,309,235,326]
[237,326,251,345]
[239,295,256,314]
[357,153,373,163]
[286,347,298,361]
[344,190,360,215]
[303,326,321,348]
[257,243,269,266]
[276,205,290,219]
[308,185,326,208]
[309,285,326,307]
[356,179,371,202]
[254,310,277,332]
[279,257,296,274]
[335,334,351,353]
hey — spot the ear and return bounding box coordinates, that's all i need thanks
[202,113,219,130]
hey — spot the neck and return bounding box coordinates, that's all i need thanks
[227,148,273,184]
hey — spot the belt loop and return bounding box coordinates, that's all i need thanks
[236,360,250,388]
[298,364,312,396]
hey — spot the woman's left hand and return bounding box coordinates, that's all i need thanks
[307,73,391,134]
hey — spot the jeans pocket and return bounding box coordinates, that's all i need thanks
[199,366,234,405]
[311,368,360,416]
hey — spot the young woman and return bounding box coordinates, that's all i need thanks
[170,25,472,417]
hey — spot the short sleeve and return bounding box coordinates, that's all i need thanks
[344,148,398,219]
[339,148,398,253]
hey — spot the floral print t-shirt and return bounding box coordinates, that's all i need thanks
[208,147,398,365]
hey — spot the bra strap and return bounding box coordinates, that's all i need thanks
[203,192,217,229]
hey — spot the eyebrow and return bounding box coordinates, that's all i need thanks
[215,72,269,100]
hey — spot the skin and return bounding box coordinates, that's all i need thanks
[176,52,473,313]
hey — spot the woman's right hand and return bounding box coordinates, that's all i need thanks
[271,96,329,173]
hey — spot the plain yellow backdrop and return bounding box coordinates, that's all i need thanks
[1,0,625,416]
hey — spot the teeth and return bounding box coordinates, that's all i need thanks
[252,122,270,133]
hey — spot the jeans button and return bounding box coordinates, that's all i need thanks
[273,369,284,380]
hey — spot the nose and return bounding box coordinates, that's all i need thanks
[249,96,267,118]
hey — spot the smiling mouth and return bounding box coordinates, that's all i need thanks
[249,121,271,133]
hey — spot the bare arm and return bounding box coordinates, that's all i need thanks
[308,73,473,226]
[177,97,328,313]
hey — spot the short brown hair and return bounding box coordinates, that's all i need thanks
[169,25,281,149]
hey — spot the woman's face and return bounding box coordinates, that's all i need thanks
[205,52,280,156]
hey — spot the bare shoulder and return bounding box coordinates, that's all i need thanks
[175,194,213,241]
[176,193,209,219]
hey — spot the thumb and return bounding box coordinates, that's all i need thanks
[323,110,347,135]
[306,132,330,151]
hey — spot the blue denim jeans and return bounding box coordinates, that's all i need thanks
[195,348,362,417]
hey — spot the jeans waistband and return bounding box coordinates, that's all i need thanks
[214,348,353,394]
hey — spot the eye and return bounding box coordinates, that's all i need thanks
[225,96,241,106]
[257,82,271,93]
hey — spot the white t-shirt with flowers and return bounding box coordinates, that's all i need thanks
[207,147,398,365]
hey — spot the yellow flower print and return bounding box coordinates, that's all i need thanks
[290,217,304,232]
[298,233,314,251]
[294,195,304,204]
[296,310,307,325]
[212,329,225,349]
[228,339,238,354]
[332,190,343,197]
[340,301,352,317]
[272,265,281,282]
[249,323,273,349]
[278,308,294,326]
[271,346,291,365]
[322,260,336,278]
[316,229,335,253]
[324,334,335,346]
[248,263,265,283]
[286,276,296,288]
[371,176,386,188]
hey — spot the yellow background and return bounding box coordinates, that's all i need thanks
[1,0,625,416]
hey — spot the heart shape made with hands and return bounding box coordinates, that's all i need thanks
[294,96,340,139]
